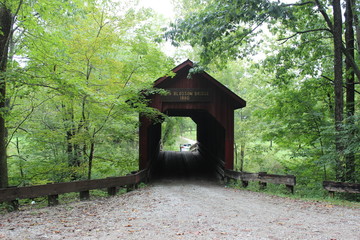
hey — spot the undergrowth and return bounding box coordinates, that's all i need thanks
[226,179,360,208]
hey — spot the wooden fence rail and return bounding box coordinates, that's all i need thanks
[224,169,296,193]
[0,169,148,209]
[323,181,360,197]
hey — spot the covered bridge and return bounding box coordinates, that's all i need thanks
[139,60,246,178]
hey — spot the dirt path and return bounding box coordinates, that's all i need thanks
[1,179,359,239]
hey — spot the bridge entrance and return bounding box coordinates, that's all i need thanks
[139,60,246,178]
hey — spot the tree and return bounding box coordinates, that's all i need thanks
[331,0,345,181]
[344,0,356,182]
[0,4,12,188]
[165,0,286,65]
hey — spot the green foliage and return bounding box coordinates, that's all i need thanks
[5,0,174,186]
[161,117,196,151]
[165,0,291,65]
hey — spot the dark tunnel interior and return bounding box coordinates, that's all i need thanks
[149,110,225,181]
[151,150,219,180]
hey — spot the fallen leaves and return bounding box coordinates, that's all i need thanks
[0,182,358,240]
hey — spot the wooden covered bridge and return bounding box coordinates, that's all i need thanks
[139,60,246,179]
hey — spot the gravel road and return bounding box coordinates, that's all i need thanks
[1,179,359,240]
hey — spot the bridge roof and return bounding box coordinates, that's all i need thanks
[154,59,246,109]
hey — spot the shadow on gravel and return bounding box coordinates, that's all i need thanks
[150,151,220,183]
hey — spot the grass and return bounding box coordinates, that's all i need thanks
[0,183,148,214]
[226,179,360,208]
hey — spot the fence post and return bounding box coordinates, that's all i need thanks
[79,190,90,201]
[225,176,230,185]
[241,180,249,188]
[107,187,117,196]
[259,181,267,190]
[126,173,136,192]
[258,172,267,190]
[286,185,294,194]
[9,199,19,211]
[47,183,59,206]
[126,184,135,192]
[48,194,59,206]
[6,186,19,211]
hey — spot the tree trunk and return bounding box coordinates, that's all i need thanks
[239,142,245,172]
[353,0,360,51]
[234,142,238,170]
[345,0,356,182]
[87,140,95,180]
[333,0,345,181]
[0,6,12,188]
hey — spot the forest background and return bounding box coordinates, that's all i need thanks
[0,0,359,200]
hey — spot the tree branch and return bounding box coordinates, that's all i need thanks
[315,0,334,30]
[278,28,331,43]
[6,95,57,148]
[315,0,360,83]
[283,1,315,7]
[322,75,360,94]
[16,81,61,91]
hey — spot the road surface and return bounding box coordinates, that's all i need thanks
[1,179,359,239]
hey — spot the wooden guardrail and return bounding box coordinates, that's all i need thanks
[224,169,296,193]
[0,169,148,210]
[323,181,360,197]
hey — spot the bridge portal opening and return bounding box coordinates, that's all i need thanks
[150,111,226,180]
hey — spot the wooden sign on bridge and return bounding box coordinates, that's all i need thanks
[161,88,212,102]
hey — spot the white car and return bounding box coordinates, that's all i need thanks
[180,143,191,152]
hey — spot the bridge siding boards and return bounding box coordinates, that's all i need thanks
[139,60,246,172]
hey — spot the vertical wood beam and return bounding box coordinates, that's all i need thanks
[79,190,90,201]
